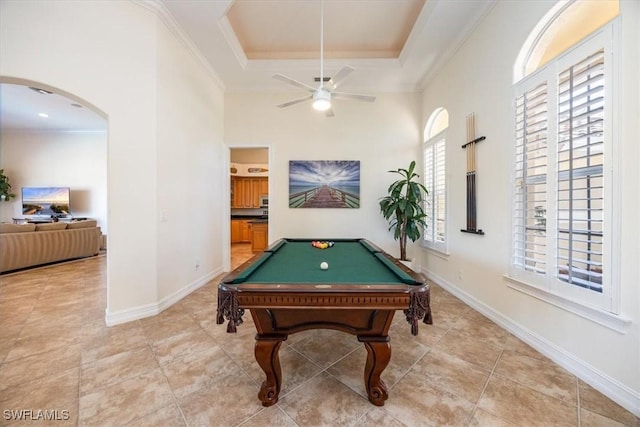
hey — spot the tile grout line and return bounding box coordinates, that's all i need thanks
[0,275,46,366]
[146,327,191,427]
[471,336,587,426]
[466,335,508,425]
[576,377,582,427]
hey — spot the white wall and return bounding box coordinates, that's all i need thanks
[419,0,639,415]
[0,1,225,322]
[155,12,225,301]
[0,130,108,233]
[224,91,422,259]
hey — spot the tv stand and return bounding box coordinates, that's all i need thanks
[13,218,53,224]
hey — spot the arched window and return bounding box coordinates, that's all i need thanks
[511,0,619,313]
[423,108,448,252]
[514,0,618,82]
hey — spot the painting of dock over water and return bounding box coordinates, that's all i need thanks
[289,160,360,208]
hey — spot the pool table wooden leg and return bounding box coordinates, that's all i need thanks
[359,336,391,406]
[255,334,286,407]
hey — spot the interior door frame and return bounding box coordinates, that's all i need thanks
[223,142,272,272]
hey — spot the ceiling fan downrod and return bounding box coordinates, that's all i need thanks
[312,0,331,111]
[319,0,324,87]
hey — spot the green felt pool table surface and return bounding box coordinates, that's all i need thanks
[226,238,419,286]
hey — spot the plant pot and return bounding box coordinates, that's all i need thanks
[399,258,420,272]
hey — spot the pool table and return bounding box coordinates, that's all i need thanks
[216,238,432,407]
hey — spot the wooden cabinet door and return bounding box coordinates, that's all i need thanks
[251,223,268,252]
[241,221,251,242]
[260,178,269,196]
[241,179,253,207]
[232,177,244,208]
[230,220,242,243]
[252,179,262,207]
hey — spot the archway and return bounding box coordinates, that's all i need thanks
[0,76,109,297]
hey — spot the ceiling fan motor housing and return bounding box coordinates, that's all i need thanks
[312,89,331,111]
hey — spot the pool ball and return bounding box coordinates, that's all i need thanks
[320,262,329,270]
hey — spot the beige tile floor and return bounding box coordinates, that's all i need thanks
[0,245,638,426]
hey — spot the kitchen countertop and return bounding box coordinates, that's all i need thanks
[231,215,268,223]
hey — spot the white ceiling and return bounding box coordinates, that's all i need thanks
[225,0,427,60]
[0,0,494,131]
[0,84,107,132]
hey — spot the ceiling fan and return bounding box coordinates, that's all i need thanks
[272,1,376,117]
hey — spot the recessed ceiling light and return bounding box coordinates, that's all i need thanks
[38,113,49,118]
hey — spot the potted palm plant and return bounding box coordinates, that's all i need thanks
[379,160,428,262]
[0,169,16,201]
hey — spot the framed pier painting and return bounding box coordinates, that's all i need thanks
[289,160,360,208]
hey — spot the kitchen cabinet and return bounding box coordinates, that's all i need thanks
[231,219,242,243]
[260,179,268,198]
[231,177,268,208]
[231,177,243,208]
[250,222,269,252]
[252,179,263,207]
[241,221,251,242]
[231,219,254,243]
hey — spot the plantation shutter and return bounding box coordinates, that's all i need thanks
[556,49,605,292]
[434,139,446,243]
[424,137,446,245]
[424,144,434,242]
[513,82,548,275]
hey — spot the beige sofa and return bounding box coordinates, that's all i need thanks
[0,220,102,273]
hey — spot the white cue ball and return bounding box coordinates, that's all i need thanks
[320,262,329,270]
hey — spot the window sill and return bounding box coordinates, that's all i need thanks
[420,244,449,260]
[503,275,631,334]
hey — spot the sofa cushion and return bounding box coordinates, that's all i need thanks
[0,223,37,233]
[35,222,68,231]
[66,219,97,229]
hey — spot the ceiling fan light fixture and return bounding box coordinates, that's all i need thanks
[312,89,331,111]
[271,0,374,116]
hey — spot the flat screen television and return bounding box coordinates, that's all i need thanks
[22,187,71,217]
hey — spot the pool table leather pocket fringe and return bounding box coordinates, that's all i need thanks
[404,291,433,335]
[216,289,244,333]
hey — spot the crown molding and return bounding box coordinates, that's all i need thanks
[132,0,226,91]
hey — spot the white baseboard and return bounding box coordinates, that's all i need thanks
[419,267,640,418]
[104,267,223,326]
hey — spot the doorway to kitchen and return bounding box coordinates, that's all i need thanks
[229,147,270,270]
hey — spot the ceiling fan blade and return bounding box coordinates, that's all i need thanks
[327,65,355,90]
[273,74,316,92]
[332,91,376,102]
[276,95,313,108]
[325,108,335,118]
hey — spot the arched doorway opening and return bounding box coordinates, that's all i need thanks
[0,76,109,298]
